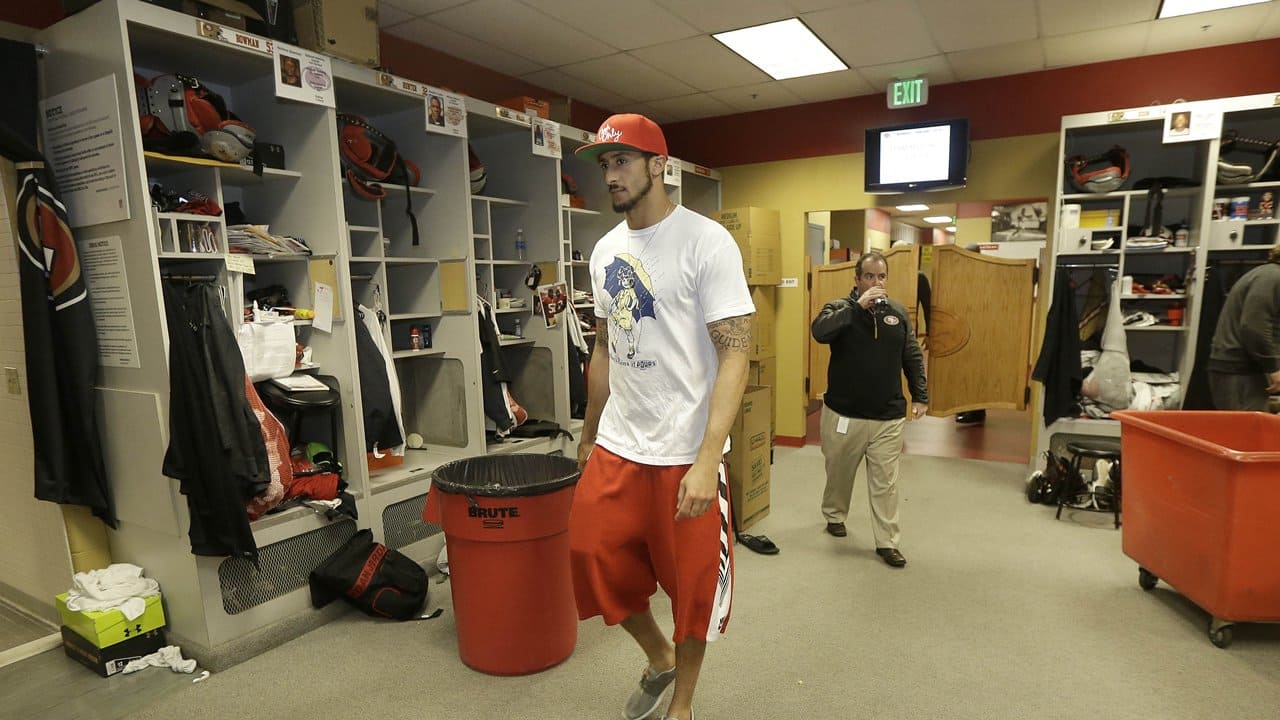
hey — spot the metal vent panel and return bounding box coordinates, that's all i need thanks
[218,519,357,615]
[383,493,443,550]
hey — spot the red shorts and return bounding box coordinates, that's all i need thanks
[568,446,734,644]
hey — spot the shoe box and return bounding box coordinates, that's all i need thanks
[60,626,167,677]
[714,207,782,286]
[55,592,166,648]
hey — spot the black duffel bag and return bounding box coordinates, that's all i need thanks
[309,529,428,620]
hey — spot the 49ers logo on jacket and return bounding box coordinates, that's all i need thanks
[883,315,900,326]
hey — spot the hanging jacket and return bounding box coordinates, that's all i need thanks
[1032,268,1084,426]
[353,305,402,453]
[161,282,262,563]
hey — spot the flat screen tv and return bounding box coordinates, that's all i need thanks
[864,118,969,194]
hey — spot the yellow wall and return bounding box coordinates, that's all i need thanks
[720,132,1060,440]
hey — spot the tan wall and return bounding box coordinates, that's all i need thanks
[720,132,1059,440]
[829,211,864,255]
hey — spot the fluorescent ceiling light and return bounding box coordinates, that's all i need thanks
[896,204,930,212]
[923,215,953,223]
[1157,0,1269,18]
[713,18,847,80]
[945,225,958,232]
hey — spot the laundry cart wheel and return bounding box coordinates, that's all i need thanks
[1138,567,1158,591]
[1209,621,1234,649]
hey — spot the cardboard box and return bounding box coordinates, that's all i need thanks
[294,0,379,67]
[61,626,166,677]
[715,207,781,286]
[1078,208,1120,228]
[750,286,776,360]
[749,357,777,443]
[178,0,258,30]
[56,593,166,649]
[728,386,772,532]
[500,96,551,119]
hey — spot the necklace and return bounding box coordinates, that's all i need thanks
[627,202,677,258]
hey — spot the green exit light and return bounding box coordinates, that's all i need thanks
[888,77,928,109]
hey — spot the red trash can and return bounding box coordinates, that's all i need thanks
[423,453,580,675]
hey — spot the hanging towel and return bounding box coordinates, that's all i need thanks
[358,304,406,456]
[1031,268,1083,426]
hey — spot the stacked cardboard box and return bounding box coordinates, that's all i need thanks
[728,385,772,532]
[714,207,781,286]
[56,592,167,676]
[294,0,380,67]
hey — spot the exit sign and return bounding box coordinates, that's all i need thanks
[888,77,928,109]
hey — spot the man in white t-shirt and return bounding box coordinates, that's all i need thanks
[568,114,755,720]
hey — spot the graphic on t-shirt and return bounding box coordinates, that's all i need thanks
[603,253,656,360]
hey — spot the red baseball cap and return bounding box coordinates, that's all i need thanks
[574,113,668,162]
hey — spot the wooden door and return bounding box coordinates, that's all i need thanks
[808,246,920,401]
[810,260,855,401]
[927,245,1036,416]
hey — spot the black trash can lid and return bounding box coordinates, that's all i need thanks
[431,453,581,497]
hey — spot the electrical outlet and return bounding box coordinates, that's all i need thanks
[5,367,19,396]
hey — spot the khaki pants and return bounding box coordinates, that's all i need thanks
[819,405,904,549]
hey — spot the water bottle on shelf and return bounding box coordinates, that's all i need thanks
[515,227,527,261]
[422,322,432,348]
[513,318,523,338]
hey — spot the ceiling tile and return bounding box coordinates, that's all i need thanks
[788,0,867,12]
[615,101,679,124]
[384,18,544,77]
[519,0,700,50]
[1258,4,1280,38]
[630,36,770,92]
[1042,25,1152,68]
[1037,0,1159,37]
[1145,4,1274,54]
[379,3,412,27]
[946,39,1044,81]
[655,0,797,33]
[520,68,636,112]
[382,0,472,15]
[918,0,1037,53]
[641,93,739,122]
[781,69,875,102]
[857,55,955,92]
[709,81,804,112]
[806,0,938,67]
[559,53,698,102]
[429,0,617,67]
[783,68,875,102]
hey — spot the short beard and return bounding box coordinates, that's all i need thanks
[612,171,654,213]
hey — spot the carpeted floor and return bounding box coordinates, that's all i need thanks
[4,446,1279,719]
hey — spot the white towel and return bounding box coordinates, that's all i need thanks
[66,563,160,620]
[121,645,198,675]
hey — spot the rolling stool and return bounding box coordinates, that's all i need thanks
[256,375,342,454]
[1056,439,1122,528]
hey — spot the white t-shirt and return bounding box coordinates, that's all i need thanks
[590,205,755,465]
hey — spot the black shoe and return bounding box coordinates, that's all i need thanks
[955,410,986,425]
[825,522,847,537]
[876,547,907,567]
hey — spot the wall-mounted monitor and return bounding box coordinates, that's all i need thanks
[864,118,969,194]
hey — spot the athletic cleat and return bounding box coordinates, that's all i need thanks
[623,665,676,720]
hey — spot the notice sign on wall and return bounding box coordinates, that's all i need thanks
[39,75,130,229]
[77,235,140,368]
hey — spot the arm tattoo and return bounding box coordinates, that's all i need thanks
[707,314,752,355]
[595,318,608,345]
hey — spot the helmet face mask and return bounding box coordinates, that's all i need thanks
[1217,132,1279,185]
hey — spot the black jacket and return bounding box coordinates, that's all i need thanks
[1031,268,1083,426]
[812,292,927,420]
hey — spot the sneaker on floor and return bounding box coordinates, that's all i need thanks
[825,522,847,537]
[624,665,676,720]
[876,547,907,568]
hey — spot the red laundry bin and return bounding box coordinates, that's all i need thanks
[1113,410,1280,647]
[424,453,580,675]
